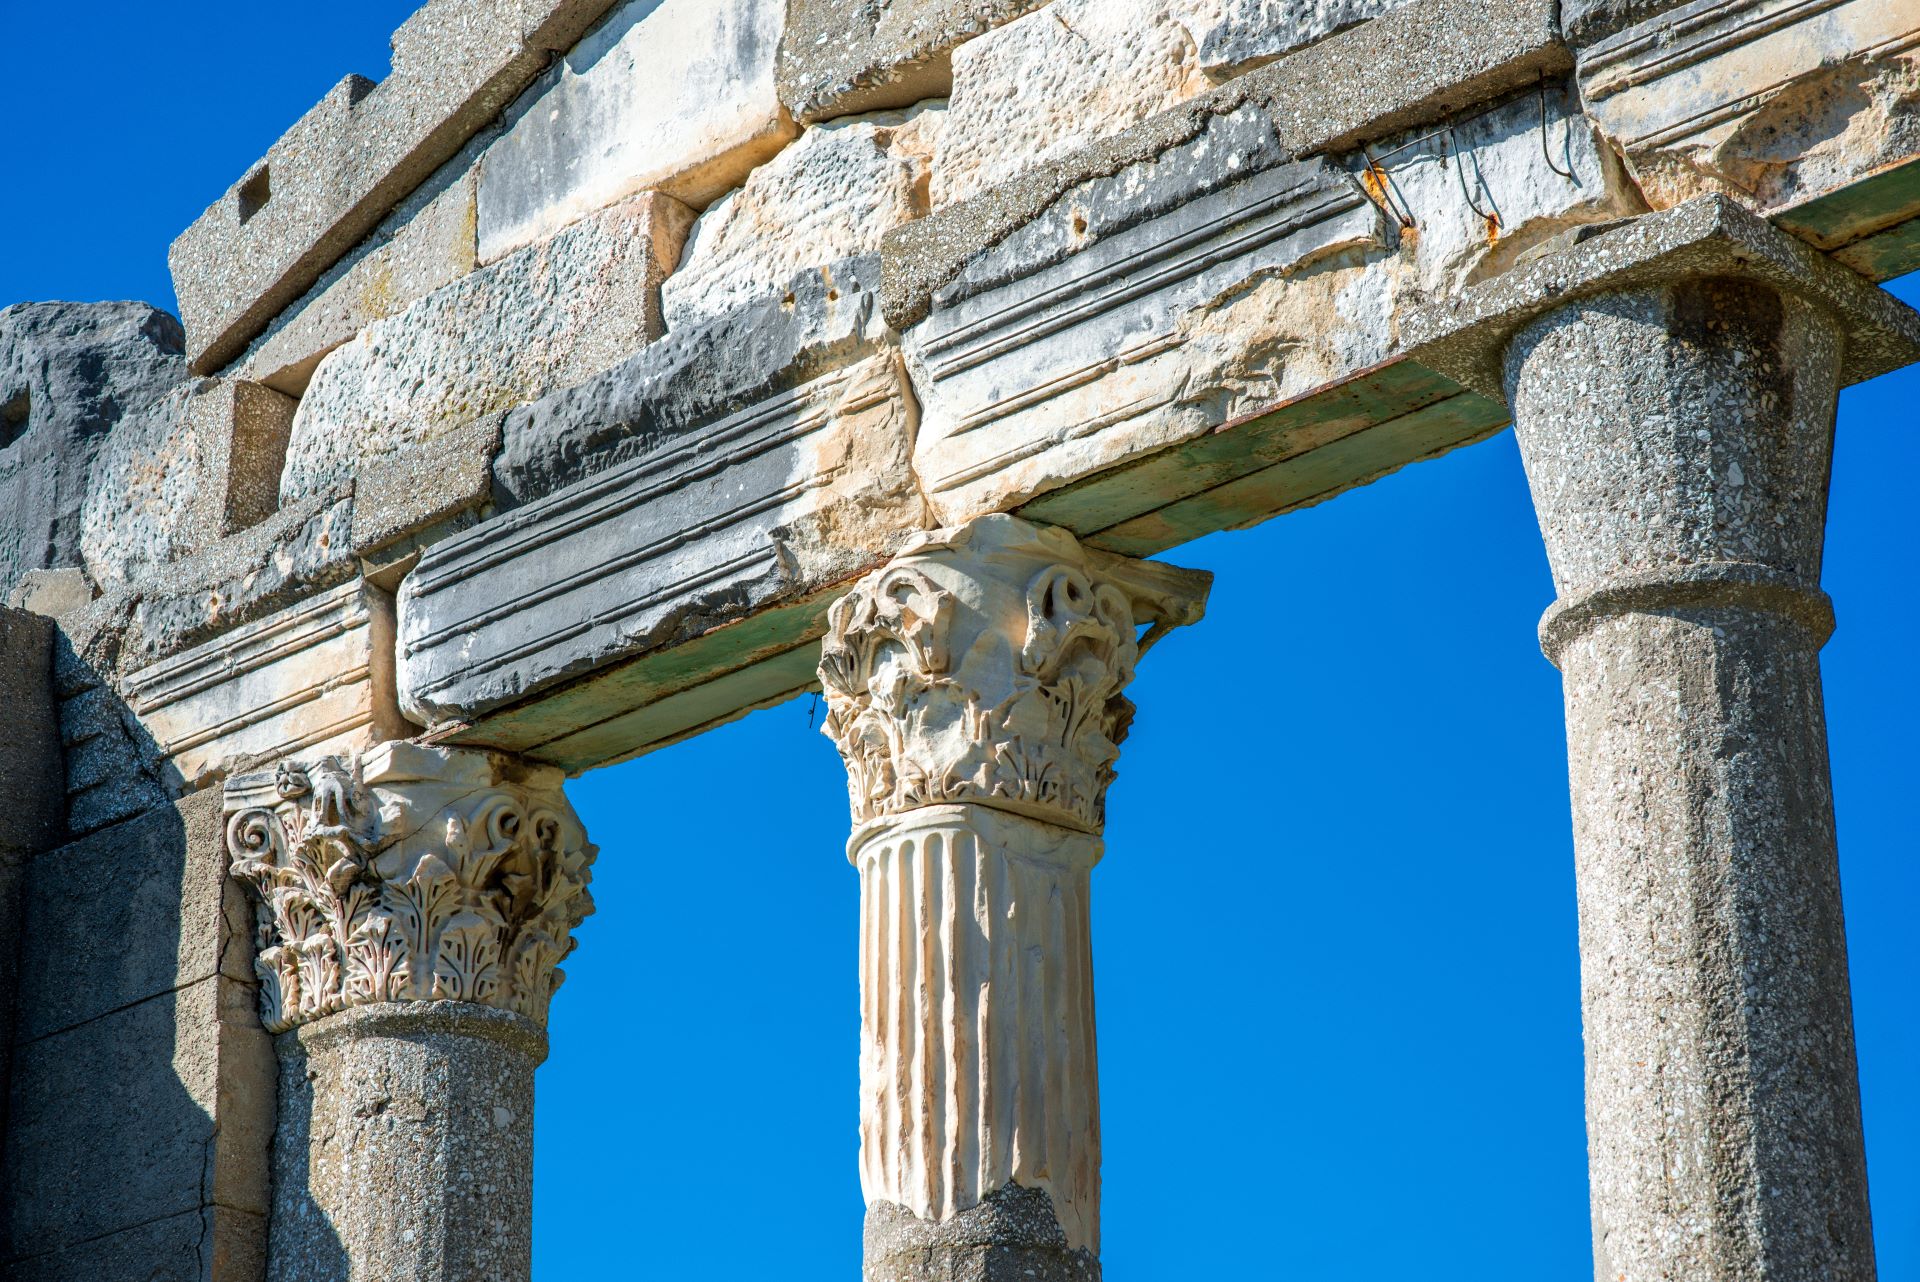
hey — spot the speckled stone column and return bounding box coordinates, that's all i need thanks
[224,741,596,1282]
[268,1003,544,1281]
[1506,276,1873,1281]
[818,515,1209,1282]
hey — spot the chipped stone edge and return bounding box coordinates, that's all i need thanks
[1400,194,1920,399]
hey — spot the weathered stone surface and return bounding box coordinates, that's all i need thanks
[266,1004,543,1282]
[0,1206,266,1282]
[1581,0,1920,214]
[235,132,484,397]
[476,0,795,263]
[662,104,939,333]
[403,258,926,738]
[2,974,273,1260]
[865,1185,1099,1282]
[80,377,296,592]
[0,608,60,858]
[883,0,1570,328]
[120,489,358,670]
[0,302,187,599]
[0,607,59,1182]
[12,791,251,1043]
[5,568,93,620]
[908,110,1388,522]
[122,578,407,791]
[935,0,1215,210]
[282,191,692,505]
[54,619,175,839]
[1506,275,1872,1282]
[168,0,625,373]
[1172,0,1412,77]
[822,517,1207,1274]
[777,0,1046,125]
[1403,195,1920,399]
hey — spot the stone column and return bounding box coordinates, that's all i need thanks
[818,514,1209,1282]
[224,741,595,1282]
[1505,275,1874,1280]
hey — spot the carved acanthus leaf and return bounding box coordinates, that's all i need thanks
[818,517,1150,832]
[225,743,596,1033]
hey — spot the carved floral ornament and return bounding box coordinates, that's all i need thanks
[818,515,1211,834]
[223,742,596,1034]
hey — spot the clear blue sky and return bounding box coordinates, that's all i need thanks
[5,5,1913,1278]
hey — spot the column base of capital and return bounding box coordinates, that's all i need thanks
[864,1186,1100,1282]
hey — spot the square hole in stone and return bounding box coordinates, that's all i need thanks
[238,165,271,224]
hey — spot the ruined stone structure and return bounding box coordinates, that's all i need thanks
[3,0,1918,1276]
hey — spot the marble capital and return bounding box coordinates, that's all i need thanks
[818,513,1209,837]
[223,740,596,1034]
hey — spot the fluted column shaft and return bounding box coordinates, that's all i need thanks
[1506,276,1873,1281]
[225,741,596,1282]
[820,514,1208,1282]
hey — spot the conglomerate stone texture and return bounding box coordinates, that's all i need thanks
[865,1185,1100,1282]
[267,1003,544,1282]
[1506,278,1874,1281]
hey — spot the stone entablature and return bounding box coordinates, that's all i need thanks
[223,741,595,1033]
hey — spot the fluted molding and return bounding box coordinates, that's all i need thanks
[856,805,1101,1252]
[819,514,1209,836]
[223,741,595,1034]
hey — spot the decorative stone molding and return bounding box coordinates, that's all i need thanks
[125,577,410,791]
[819,514,1210,835]
[223,741,595,1034]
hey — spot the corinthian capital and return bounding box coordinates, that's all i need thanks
[819,514,1209,834]
[223,742,595,1033]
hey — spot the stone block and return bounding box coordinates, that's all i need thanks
[882,0,1570,329]
[0,302,186,599]
[1,1206,266,1282]
[402,257,928,748]
[777,0,1046,124]
[4,568,93,620]
[349,414,502,558]
[0,608,60,858]
[907,109,1387,522]
[121,578,408,791]
[80,378,297,591]
[235,136,482,397]
[2,974,274,1257]
[120,490,357,671]
[1578,0,1920,213]
[935,0,1215,209]
[475,0,795,262]
[1172,0,1413,77]
[281,191,693,506]
[13,791,249,1043]
[168,0,623,373]
[662,103,939,333]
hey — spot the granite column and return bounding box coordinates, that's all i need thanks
[817,515,1208,1282]
[224,740,595,1282]
[1506,275,1873,1280]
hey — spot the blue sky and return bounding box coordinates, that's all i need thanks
[5,4,1912,1278]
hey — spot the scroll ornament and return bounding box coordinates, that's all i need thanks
[818,519,1144,833]
[224,744,596,1033]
